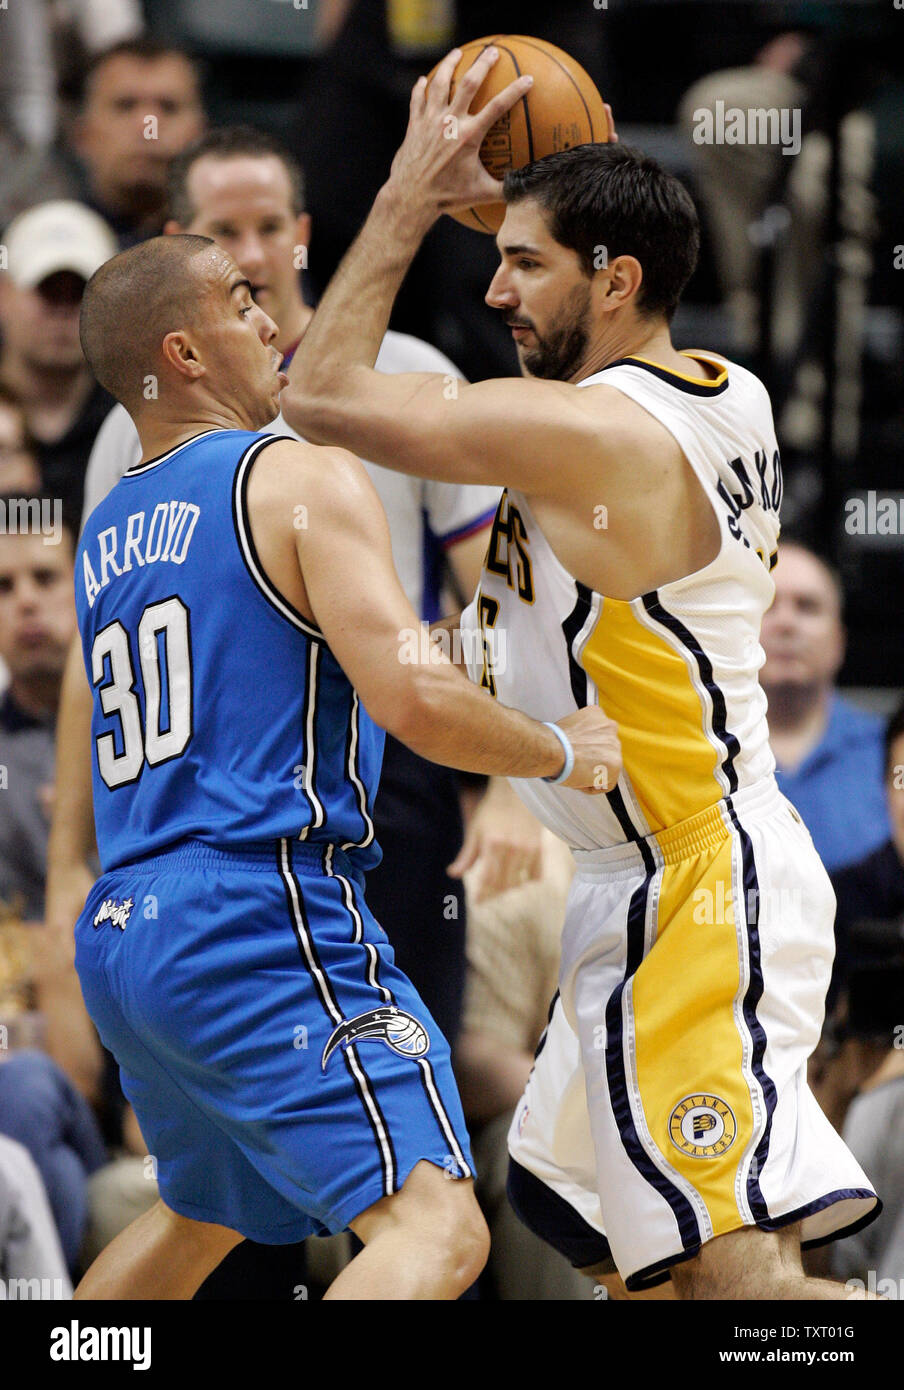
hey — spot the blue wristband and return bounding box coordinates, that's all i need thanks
[542,722,575,785]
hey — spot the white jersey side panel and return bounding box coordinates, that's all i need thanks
[461,352,782,849]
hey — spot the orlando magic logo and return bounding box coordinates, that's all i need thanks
[93,897,134,931]
[321,1007,430,1070]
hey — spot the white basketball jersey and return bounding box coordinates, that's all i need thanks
[461,352,782,850]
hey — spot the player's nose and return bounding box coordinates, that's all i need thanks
[484,264,518,310]
[255,306,278,344]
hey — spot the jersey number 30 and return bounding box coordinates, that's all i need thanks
[91,597,193,789]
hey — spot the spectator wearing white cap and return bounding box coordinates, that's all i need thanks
[0,201,118,534]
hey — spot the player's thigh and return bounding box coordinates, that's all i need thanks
[134,1196,245,1262]
[670,1222,804,1301]
[349,1159,488,1260]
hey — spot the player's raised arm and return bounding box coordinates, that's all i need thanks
[249,439,621,792]
[280,45,615,496]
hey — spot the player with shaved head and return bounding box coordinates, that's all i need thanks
[70,232,621,1299]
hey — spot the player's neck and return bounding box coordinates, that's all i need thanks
[576,322,705,384]
[133,403,272,463]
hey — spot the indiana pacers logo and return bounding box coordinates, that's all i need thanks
[669,1094,737,1159]
[321,1007,429,1070]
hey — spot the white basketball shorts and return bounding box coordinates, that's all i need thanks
[508,776,879,1290]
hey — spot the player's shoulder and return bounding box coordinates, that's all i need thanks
[376,329,464,379]
[249,435,375,511]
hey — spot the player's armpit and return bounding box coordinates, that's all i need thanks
[281,367,618,497]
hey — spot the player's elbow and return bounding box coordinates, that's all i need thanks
[280,385,333,444]
[367,664,457,751]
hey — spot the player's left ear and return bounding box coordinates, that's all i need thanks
[596,253,643,314]
[161,330,204,381]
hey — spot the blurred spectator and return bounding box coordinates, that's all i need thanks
[0,201,118,532]
[806,702,903,1290]
[0,496,77,922]
[761,541,890,872]
[0,1050,108,1274]
[0,0,57,161]
[0,1132,72,1298]
[677,34,819,360]
[830,1045,904,1291]
[815,706,904,1289]
[1,38,205,245]
[0,0,144,169]
[455,829,593,1300]
[831,702,904,1008]
[0,387,42,495]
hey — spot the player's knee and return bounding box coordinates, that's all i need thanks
[411,1167,489,1287]
[442,1194,490,1290]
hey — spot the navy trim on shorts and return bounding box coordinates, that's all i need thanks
[776,1189,882,1249]
[623,1189,882,1291]
[725,798,778,1225]
[604,863,703,1255]
[625,1245,700,1292]
[507,1158,613,1272]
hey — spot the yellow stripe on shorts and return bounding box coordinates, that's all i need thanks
[630,808,757,1238]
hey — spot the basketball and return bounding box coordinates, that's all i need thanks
[426,35,610,234]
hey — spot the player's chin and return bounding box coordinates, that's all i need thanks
[252,393,281,429]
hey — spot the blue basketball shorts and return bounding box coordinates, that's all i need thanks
[74,837,474,1243]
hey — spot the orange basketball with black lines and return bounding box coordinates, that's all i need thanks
[427,35,610,234]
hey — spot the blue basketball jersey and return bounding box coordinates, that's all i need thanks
[75,428,384,874]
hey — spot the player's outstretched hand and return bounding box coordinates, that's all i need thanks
[387,45,532,218]
[555,707,622,795]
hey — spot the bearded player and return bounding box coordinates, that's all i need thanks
[281,46,880,1299]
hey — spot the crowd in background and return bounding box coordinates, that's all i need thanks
[0,0,901,1299]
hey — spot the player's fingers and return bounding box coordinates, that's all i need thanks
[409,74,428,121]
[472,842,509,901]
[446,831,479,879]
[451,42,499,112]
[604,102,619,143]
[469,74,533,144]
[426,46,462,109]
